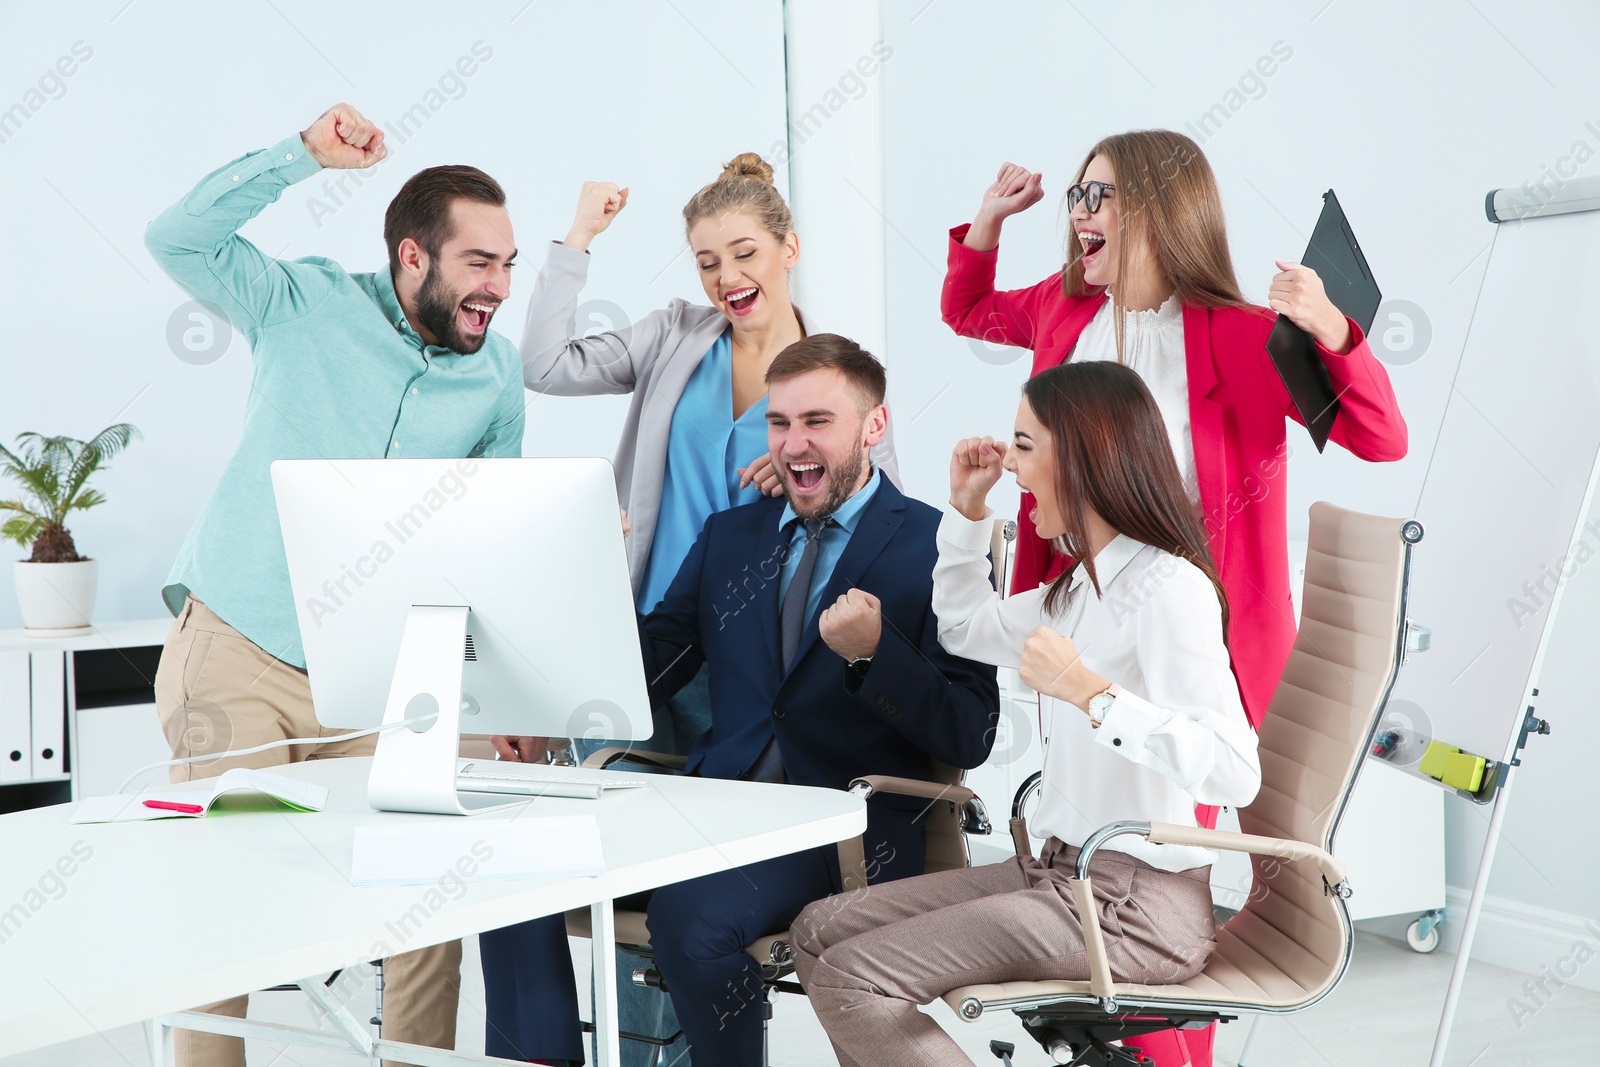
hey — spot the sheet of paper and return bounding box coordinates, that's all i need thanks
[350,815,605,886]
[69,794,159,824]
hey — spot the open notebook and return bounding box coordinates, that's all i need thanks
[70,768,328,824]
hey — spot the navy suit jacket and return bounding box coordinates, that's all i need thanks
[639,478,999,888]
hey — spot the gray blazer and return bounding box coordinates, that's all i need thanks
[520,240,902,595]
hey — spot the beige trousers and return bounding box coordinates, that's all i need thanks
[153,596,461,1067]
[791,839,1215,1067]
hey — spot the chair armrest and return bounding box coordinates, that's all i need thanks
[835,775,991,889]
[582,747,688,772]
[1008,817,1033,860]
[1070,876,1116,1002]
[849,775,991,837]
[1146,821,1349,888]
[848,775,974,805]
[1066,818,1352,1009]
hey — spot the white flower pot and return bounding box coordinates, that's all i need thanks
[14,559,98,635]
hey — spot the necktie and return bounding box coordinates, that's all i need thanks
[751,517,828,784]
[781,517,828,673]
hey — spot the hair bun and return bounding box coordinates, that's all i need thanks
[720,152,775,185]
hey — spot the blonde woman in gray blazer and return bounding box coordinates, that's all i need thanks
[521,155,900,616]
[510,154,900,1067]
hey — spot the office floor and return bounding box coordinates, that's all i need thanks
[4,930,1594,1067]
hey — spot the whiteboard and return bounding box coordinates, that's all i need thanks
[1388,207,1600,775]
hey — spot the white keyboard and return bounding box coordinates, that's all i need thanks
[455,760,649,801]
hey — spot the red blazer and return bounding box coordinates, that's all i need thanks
[942,224,1408,729]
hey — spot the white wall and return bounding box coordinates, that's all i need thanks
[872,0,1600,959]
[0,0,789,626]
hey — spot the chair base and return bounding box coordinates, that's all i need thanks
[1014,1008,1233,1066]
[579,1021,685,1051]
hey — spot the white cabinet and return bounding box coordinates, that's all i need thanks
[0,620,172,812]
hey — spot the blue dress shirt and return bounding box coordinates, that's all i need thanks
[637,330,770,611]
[777,466,883,627]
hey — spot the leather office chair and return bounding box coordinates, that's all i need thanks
[950,502,1425,1067]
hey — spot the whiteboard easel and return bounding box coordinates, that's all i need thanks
[1382,177,1600,1067]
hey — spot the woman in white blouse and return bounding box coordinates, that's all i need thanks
[790,360,1261,1067]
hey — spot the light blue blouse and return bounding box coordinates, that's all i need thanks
[638,330,770,611]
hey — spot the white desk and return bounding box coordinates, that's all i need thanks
[0,756,865,1066]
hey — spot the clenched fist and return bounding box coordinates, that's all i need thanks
[300,103,386,170]
[963,162,1044,253]
[949,435,1008,521]
[1019,626,1108,714]
[978,162,1044,223]
[564,181,629,252]
[819,588,883,661]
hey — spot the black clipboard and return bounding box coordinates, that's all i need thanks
[1266,189,1382,452]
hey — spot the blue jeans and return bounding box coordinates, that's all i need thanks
[575,667,712,1067]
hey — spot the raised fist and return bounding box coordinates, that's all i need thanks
[300,103,387,170]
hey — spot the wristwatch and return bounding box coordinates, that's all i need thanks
[1086,683,1121,729]
[847,656,874,680]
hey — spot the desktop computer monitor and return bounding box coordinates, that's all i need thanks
[271,457,653,814]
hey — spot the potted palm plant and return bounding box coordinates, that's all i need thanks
[2,424,140,635]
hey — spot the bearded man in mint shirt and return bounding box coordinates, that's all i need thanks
[144,103,526,1067]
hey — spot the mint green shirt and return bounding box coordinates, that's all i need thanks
[146,133,526,668]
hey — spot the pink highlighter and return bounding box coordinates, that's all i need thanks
[143,799,205,815]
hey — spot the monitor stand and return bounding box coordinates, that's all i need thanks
[367,604,519,815]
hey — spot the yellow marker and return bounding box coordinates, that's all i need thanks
[1443,752,1486,793]
[1419,740,1455,780]
[1419,740,1487,792]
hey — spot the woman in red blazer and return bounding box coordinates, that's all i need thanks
[942,130,1407,1067]
[943,130,1407,734]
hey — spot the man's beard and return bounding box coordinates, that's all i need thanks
[415,262,487,354]
[786,446,867,521]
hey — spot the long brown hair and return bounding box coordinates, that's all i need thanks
[1062,130,1255,360]
[1022,361,1228,638]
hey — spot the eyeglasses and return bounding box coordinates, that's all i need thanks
[1066,181,1115,214]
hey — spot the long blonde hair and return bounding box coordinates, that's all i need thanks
[1062,130,1256,359]
[682,152,793,243]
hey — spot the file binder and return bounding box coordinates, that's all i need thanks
[29,649,66,779]
[0,650,30,785]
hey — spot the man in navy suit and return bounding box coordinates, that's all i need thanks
[486,334,998,1065]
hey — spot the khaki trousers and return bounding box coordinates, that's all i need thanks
[791,839,1215,1067]
[153,596,461,1067]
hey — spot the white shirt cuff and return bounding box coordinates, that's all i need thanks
[938,505,996,552]
[1094,688,1171,758]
